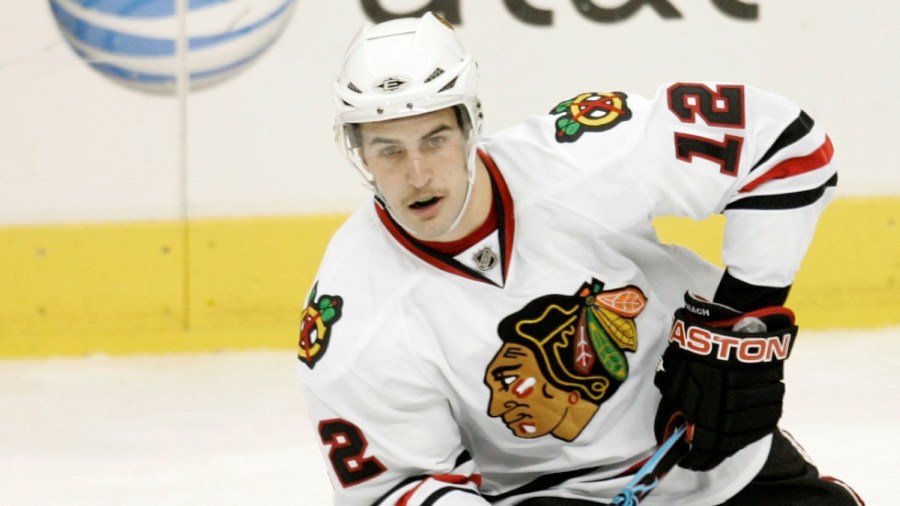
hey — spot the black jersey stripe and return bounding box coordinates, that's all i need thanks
[371,451,475,505]
[751,110,815,172]
[483,466,604,503]
[372,474,429,506]
[373,479,480,506]
[421,487,481,505]
[454,450,472,467]
[725,173,837,211]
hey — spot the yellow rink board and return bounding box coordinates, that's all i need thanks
[1,197,897,358]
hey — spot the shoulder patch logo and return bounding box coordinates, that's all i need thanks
[550,92,632,142]
[483,279,647,442]
[298,282,343,369]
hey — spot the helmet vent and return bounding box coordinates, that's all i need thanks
[424,68,445,83]
[438,77,457,93]
[347,82,362,93]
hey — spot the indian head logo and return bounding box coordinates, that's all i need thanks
[483,279,646,442]
[550,91,632,142]
[298,282,343,369]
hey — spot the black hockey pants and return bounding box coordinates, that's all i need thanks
[516,429,863,506]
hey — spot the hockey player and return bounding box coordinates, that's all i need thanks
[297,12,863,505]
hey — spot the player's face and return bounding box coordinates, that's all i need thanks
[484,344,575,439]
[359,108,470,241]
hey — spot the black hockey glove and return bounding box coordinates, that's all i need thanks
[653,291,798,471]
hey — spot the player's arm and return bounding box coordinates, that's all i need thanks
[682,83,833,306]
[297,291,489,506]
[301,384,487,505]
[646,82,835,470]
[716,99,834,311]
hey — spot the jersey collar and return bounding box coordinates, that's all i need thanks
[374,149,515,287]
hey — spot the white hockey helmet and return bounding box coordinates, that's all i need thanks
[333,12,482,183]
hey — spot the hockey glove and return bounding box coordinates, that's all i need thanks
[653,291,798,471]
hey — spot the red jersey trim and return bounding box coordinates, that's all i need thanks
[739,136,834,193]
[420,197,498,256]
[396,473,483,506]
[374,149,515,287]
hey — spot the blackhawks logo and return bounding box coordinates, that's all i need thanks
[483,279,646,442]
[298,282,343,369]
[550,91,632,142]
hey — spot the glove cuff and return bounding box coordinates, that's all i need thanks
[670,307,798,367]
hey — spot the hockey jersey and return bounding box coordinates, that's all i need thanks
[297,82,836,505]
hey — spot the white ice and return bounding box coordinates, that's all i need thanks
[1,327,896,505]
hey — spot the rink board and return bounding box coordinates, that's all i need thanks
[1,197,897,357]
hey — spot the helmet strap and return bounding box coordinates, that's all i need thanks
[443,142,478,234]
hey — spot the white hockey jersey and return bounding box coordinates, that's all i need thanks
[297,83,836,505]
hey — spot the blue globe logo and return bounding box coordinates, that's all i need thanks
[49,0,297,93]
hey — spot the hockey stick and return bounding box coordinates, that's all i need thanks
[610,422,692,506]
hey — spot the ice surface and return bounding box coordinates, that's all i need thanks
[1,327,896,505]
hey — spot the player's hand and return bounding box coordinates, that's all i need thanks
[653,291,798,471]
